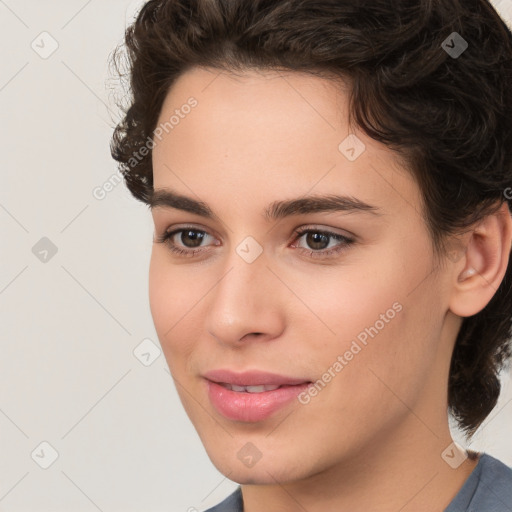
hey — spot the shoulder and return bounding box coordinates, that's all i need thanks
[445,453,512,512]
[472,454,512,509]
[203,486,243,512]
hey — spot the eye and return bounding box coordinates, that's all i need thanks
[154,226,217,257]
[291,227,355,259]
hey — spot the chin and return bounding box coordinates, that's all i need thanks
[205,445,314,485]
[216,465,299,486]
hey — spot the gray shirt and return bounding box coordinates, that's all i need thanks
[204,453,512,512]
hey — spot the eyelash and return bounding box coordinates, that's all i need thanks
[154,225,355,260]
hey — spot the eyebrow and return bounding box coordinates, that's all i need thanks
[148,188,382,221]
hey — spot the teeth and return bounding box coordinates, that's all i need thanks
[231,384,248,392]
[246,385,280,393]
[222,383,281,393]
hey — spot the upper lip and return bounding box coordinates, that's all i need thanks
[203,369,310,387]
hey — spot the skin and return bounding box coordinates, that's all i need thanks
[148,66,512,512]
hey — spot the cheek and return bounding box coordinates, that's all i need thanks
[148,251,199,365]
[300,264,404,352]
[148,251,173,335]
[307,256,440,407]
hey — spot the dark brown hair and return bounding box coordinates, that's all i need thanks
[110,0,512,437]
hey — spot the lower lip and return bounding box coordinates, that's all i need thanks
[206,380,311,422]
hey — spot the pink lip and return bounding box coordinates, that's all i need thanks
[203,369,311,422]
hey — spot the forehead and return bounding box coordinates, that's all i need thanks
[152,66,422,222]
[157,66,349,144]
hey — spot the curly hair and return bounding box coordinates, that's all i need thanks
[109,0,512,437]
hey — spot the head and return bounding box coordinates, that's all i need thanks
[111,0,512,483]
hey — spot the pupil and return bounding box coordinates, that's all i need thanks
[307,232,328,250]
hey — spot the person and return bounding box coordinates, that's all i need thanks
[109,0,512,510]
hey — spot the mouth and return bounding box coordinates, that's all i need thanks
[203,369,312,422]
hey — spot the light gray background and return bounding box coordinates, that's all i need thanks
[1,1,511,511]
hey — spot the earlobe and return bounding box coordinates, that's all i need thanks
[449,202,512,317]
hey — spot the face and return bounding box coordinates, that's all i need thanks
[149,67,457,484]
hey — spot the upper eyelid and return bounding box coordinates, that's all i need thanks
[163,224,351,236]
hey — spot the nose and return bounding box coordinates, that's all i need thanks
[204,248,286,347]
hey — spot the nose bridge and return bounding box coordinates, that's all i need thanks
[211,246,269,319]
[204,245,283,343]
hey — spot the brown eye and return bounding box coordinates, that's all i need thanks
[154,226,216,257]
[293,228,355,259]
[303,232,330,250]
[176,229,206,248]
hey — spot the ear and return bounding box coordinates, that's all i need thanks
[449,202,512,318]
